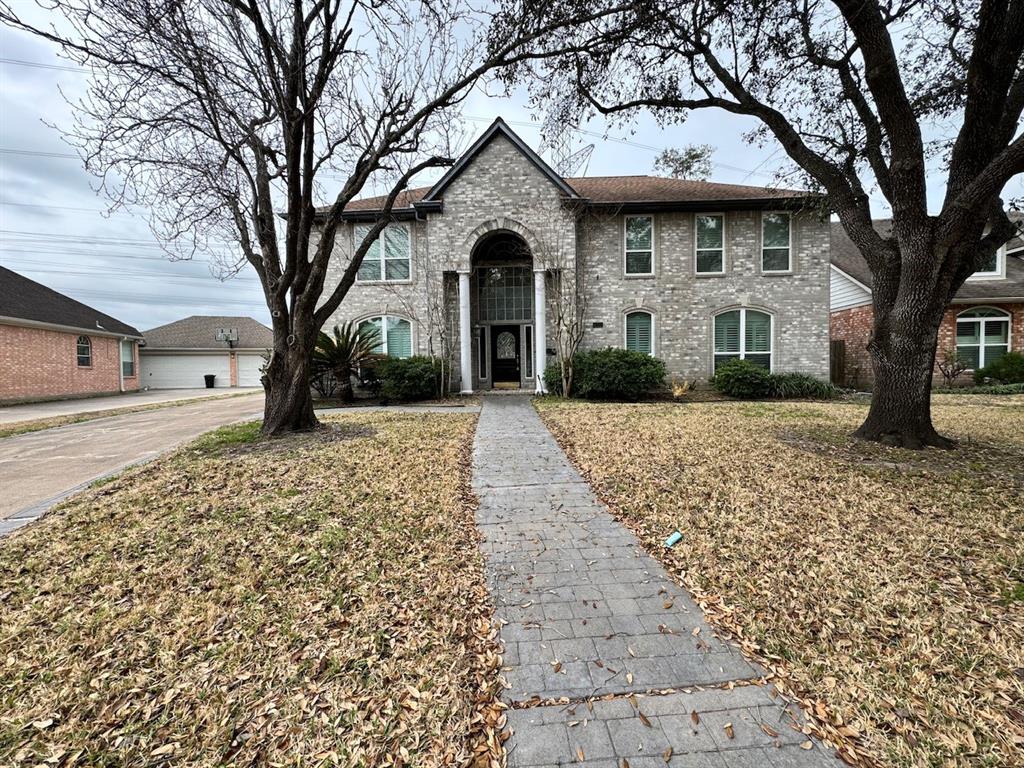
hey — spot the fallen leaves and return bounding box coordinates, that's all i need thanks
[537,398,1024,768]
[0,413,496,767]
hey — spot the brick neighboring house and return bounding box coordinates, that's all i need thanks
[318,118,832,392]
[830,217,1024,388]
[0,266,142,402]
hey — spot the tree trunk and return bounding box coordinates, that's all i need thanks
[262,345,318,436]
[853,298,954,449]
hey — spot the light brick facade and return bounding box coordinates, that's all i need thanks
[322,126,831,391]
[0,322,138,402]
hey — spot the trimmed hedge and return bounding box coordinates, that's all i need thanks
[974,351,1024,385]
[376,356,443,402]
[712,359,836,400]
[935,382,1024,395]
[548,349,665,400]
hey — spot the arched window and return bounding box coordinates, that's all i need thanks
[76,335,92,367]
[956,307,1010,370]
[357,315,412,358]
[624,311,653,355]
[714,309,773,371]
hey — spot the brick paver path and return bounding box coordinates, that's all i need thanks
[473,396,842,767]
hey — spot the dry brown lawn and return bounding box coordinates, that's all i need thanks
[0,413,504,767]
[536,396,1024,768]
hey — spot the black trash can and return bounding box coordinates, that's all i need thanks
[204,374,216,389]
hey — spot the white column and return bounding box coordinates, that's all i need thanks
[458,270,474,394]
[533,267,547,394]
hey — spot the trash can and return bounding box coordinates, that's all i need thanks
[204,374,216,389]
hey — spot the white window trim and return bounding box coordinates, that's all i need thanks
[523,324,535,380]
[761,211,793,274]
[623,309,655,356]
[623,215,655,277]
[713,308,774,372]
[955,306,1011,370]
[966,244,1007,281]
[694,213,726,275]
[358,314,414,357]
[76,335,92,367]
[354,224,413,284]
[120,340,135,377]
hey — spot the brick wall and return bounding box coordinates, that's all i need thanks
[829,302,1024,388]
[0,323,138,401]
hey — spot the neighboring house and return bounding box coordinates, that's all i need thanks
[0,266,142,402]
[140,315,271,389]
[830,217,1024,387]
[319,118,831,392]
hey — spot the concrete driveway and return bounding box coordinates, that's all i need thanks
[0,392,265,535]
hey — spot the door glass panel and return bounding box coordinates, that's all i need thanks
[496,331,516,360]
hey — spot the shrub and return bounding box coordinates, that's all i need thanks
[770,372,837,400]
[712,359,774,399]
[934,382,1024,395]
[974,351,1024,385]
[543,361,564,395]
[572,348,666,401]
[376,356,443,402]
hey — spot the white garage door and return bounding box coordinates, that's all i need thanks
[237,353,266,387]
[140,353,230,389]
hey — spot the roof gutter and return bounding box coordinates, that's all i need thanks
[0,315,143,340]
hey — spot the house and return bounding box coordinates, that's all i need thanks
[319,118,831,392]
[0,265,142,402]
[830,218,1024,387]
[140,315,271,389]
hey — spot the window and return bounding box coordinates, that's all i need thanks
[76,335,92,367]
[625,311,653,355]
[477,267,533,322]
[478,330,487,380]
[761,212,792,272]
[624,216,654,275]
[968,245,1005,280]
[354,224,411,282]
[120,340,135,377]
[357,315,412,358]
[524,325,534,379]
[956,307,1010,370]
[714,309,772,371]
[695,214,725,274]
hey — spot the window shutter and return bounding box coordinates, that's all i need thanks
[715,311,740,353]
[626,312,652,354]
[359,318,385,355]
[745,311,771,353]
[386,318,412,358]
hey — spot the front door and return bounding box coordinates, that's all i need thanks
[491,325,521,388]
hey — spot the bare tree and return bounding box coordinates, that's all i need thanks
[496,0,1024,447]
[1,0,622,435]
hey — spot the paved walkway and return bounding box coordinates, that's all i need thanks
[0,388,261,424]
[473,397,841,767]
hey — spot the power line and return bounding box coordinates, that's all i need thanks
[0,200,142,215]
[0,147,79,159]
[0,57,85,73]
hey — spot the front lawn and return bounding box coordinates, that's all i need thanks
[0,413,502,766]
[536,396,1024,768]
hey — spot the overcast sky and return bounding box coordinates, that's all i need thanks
[2,20,1021,332]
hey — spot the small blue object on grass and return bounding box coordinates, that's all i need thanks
[664,530,683,548]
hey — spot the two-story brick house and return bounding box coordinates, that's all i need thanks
[321,118,831,392]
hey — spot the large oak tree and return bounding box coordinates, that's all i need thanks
[496,0,1024,447]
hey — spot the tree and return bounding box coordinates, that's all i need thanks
[0,0,620,435]
[495,0,1024,447]
[652,145,713,179]
[312,321,381,402]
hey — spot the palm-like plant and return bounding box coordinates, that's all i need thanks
[313,321,381,402]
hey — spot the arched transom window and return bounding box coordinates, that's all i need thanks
[714,309,773,371]
[956,307,1010,370]
[357,316,412,358]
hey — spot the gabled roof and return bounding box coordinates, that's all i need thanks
[0,266,141,338]
[830,214,1024,301]
[420,117,580,202]
[143,315,273,350]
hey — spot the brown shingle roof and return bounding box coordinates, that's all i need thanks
[143,315,273,349]
[831,215,1024,300]
[0,266,141,337]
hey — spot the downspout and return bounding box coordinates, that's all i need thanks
[118,336,125,393]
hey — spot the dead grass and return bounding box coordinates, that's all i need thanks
[0,412,505,767]
[536,396,1024,768]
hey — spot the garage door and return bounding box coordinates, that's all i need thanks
[237,353,266,387]
[140,353,230,389]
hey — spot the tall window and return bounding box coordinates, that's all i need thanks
[357,316,412,358]
[76,336,92,367]
[695,214,725,274]
[120,340,135,377]
[625,311,653,355]
[956,307,1010,370]
[714,309,772,371]
[477,266,533,322]
[761,212,792,272]
[624,216,653,275]
[354,224,411,282]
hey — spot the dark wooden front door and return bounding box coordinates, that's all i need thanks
[491,325,520,387]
